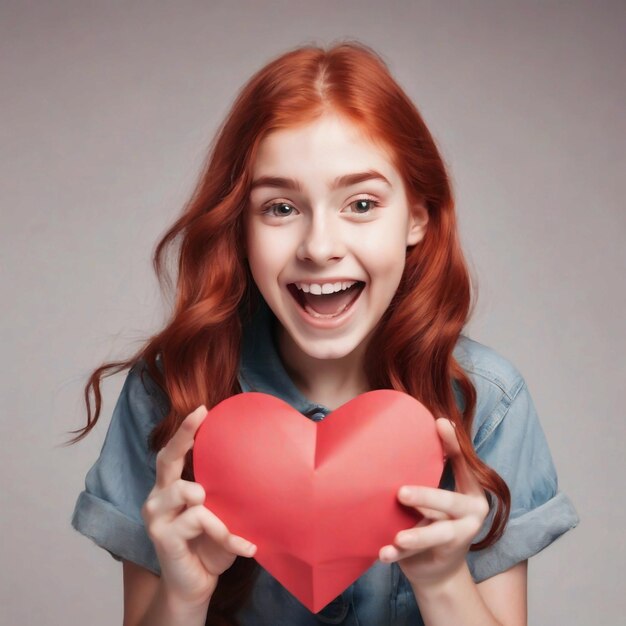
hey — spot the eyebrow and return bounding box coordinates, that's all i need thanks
[249,169,391,193]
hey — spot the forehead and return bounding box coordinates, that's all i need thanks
[251,113,397,182]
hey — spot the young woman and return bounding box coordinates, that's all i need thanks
[68,41,579,626]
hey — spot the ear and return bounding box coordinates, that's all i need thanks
[406,202,429,247]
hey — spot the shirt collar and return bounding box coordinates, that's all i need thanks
[238,298,468,421]
[238,298,330,418]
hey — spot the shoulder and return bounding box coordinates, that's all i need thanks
[124,355,170,424]
[94,358,169,472]
[453,334,524,394]
[453,334,528,449]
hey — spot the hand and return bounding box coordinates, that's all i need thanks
[379,418,489,590]
[141,405,257,610]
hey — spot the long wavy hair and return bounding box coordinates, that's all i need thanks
[66,40,510,625]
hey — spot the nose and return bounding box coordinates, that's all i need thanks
[296,212,346,264]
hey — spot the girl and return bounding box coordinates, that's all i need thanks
[69,41,579,626]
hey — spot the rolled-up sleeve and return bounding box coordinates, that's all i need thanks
[466,377,579,582]
[70,362,166,576]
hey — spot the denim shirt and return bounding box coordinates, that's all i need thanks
[71,299,579,624]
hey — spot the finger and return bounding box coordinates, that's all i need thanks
[379,543,402,563]
[142,479,206,524]
[171,505,257,558]
[435,418,483,497]
[415,505,451,522]
[194,506,257,557]
[391,516,478,554]
[155,405,208,489]
[380,517,478,562]
[398,485,484,520]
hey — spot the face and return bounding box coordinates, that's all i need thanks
[244,112,428,362]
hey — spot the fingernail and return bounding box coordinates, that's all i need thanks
[396,531,411,546]
[239,538,255,552]
[191,405,207,418]
[381,546,396,562]
[399,486,412,499]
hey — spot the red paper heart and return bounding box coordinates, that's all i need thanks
[193,390,444,613]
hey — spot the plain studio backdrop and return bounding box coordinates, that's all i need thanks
[1,1,624,624]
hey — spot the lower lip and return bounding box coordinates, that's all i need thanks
[288,284,365,329]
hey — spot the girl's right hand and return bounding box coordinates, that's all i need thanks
[141,404,257,610]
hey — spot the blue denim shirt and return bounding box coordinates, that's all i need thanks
[71,299,579,624]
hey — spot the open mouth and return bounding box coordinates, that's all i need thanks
[287,281,366,319]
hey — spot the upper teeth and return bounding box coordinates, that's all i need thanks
[294,281,358,295]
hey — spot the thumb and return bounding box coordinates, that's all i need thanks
[435,417,461,460]
[435,417,483,496]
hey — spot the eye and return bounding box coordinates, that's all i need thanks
[347,198,380,214]
[261,202,297,218]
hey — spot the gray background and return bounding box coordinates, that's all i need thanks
[1,1,624,624]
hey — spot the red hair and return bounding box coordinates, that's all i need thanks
[67,40,510,625]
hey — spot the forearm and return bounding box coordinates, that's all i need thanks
[136,581,210,626]
[411,563,501,626]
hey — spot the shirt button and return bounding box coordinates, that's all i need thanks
[309,411,326,422]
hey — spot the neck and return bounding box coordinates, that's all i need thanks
[275,321,371,410]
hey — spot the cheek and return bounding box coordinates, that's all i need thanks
[362,235,407,280]
[245,238,269,282]
[245,231,287,286]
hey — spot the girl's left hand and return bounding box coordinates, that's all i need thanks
[379,418,490,589]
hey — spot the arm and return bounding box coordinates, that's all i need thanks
[123,559,211,626]
[476,560,527,625]
[379,419,527,626]
[71,370,254,625]
[121,404,257,626]
[410,560,527,626]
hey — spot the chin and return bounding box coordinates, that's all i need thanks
[293,335,362,361]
